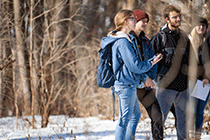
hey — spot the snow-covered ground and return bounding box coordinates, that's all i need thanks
[0,112,210,140]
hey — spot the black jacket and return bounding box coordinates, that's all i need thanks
[151,24,190,91]
[205,30,210,51]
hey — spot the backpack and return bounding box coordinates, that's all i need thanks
[97,41,115,88]
[96,40,117,121]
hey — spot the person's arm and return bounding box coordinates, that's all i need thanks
[144,40,157,88]
[117,38,161,74]
[151,32,166,74]
[146,40,157,80]
[205,31,210,48]
[150,33,162,54]
[203,32,210,81]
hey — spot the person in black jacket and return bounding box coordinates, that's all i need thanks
[150,5,190,140]
[130,9,163,140]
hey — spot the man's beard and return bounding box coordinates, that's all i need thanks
[170,21,181,28]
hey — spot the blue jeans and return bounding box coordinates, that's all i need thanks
[156,88,187,140]
[114,85,141,140]
[195,91,210,132]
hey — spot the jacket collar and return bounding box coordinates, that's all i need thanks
[129,31,138,41]
[109,31,132,43]
[161,23,180,35]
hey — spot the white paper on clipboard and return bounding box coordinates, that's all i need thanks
[191,80,210,101]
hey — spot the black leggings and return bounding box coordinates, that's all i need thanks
[137,88,163,140]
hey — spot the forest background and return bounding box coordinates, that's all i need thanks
[0,0,210,129]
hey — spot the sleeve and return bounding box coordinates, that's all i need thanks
[146,40,157,80]
[203,31,210,80]
[150,33,163,77]
[140,73,149,83]
[117,39,153,74]
[150,33,162,54]
[205,31,210,49]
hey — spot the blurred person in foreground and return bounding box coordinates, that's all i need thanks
[100,9,162,140]
[187,17,210,140]
[129,9,163,140]
[150,5,190,140]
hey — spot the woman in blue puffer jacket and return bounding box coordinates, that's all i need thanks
[100,9,162,140]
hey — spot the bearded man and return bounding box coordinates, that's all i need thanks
[151,5,190,140]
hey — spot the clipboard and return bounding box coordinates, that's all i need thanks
[191,80,210,101]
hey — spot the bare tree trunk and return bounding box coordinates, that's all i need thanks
[53,0,67,110]
[0,0,7,117]
[13,0,31,115]
[0,0,16,117]
[0,1,4,117]
[53,0,72,115]
[40,0,50,128]
[124,0,138,10]
[146,0,163,39]
[32,0,44,116]
[12,40,19,128]
[103,0,119,36]
[29,0,37,129]
[62,0,81,117]
[6,0,20,128]
[0,43,3,117]
[73,0,100,117]
[11,12,20,128]
[40,0,68,127]
[82,0,100,42]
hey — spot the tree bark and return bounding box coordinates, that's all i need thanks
[13,0,31,115]
[31,0,44,116]
[40,0,69,127]
[0,43,3,117]
[145,0,161,39]
[125,0,138,10]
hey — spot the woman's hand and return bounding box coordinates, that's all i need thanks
[202,79,209,87]
[144,77,155,88]
[152,53,163,66]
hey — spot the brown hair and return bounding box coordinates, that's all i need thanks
[114,9,133,31]
[163,5,181,19]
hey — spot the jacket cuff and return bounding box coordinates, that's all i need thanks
[137,74,149,88]
[142,74,149,83]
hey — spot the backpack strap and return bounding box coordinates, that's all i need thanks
[112,87,115,121]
